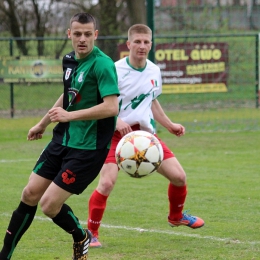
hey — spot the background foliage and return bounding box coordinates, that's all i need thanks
[1,0,260,55]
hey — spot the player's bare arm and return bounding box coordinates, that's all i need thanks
[27,94,64,141]
[151,99,185,137]
[116,117,133,137]
[49,95,118,123]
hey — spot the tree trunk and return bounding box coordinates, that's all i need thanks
[125,0,146,25]
[97,0,120,59]
[1,0,28,55]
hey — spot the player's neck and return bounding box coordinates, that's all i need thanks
[129,57,146,69]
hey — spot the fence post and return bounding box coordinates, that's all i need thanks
[9,38,14,118]
[256,34,259,108]
[146,0,155,63]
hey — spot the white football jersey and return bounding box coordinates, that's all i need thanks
[115,57,162,133]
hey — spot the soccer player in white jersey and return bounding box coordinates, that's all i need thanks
[87,24,205,248]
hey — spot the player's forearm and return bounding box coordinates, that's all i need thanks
[69,95,118,121]
[152,99,172,128]
[69,105,117,120]
[155,113,173,129]
[52,94,64,108]
[39,94,64,127]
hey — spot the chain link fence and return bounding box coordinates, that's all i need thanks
[0,33,259,132]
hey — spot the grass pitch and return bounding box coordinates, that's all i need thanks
[0,116,259,260]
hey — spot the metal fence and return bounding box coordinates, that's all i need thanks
[0,34,259,132]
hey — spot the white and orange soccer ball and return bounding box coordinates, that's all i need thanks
[115,130,164,178]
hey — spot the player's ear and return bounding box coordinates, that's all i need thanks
[126,40,130,50]
[67,29,71,39]
[94,30,98,40]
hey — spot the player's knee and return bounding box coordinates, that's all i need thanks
[170,171,186,186]
[98,178,115,194]
[40,195,60,218]
[40,199,56,218]
[98,166,118,194]
[21,186,41,205]
[174,175,186,186]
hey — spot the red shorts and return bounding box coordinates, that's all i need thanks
[105,125,175,164]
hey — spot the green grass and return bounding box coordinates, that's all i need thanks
[0,116,260,259]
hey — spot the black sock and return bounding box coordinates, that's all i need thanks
[0,201,37,260]
[52,204,85,242]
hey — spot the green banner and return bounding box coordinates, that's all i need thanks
[0,56,63,83]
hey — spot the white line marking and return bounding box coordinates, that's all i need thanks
[0,159,35,163]
[0,213,259,245]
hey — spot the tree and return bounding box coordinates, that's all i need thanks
[125,0,146,25]
[0,0,74,56]
[95,0,122,58]
[233,0,241,5]
[0,0,147,59]
[246,0,256,29]
[0,0,29,54]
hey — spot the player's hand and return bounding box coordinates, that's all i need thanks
[116,118,132,137]
[168,123,185,137]
[48,107,70,123]
[27,124,45,141]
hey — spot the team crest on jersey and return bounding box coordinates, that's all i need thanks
[68,88,81,106]
[78,72,84,83]
[65,68,72,80]
[150,79,158,87]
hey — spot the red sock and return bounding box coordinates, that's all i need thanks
[168,183,187,221]
[88,189,108,238]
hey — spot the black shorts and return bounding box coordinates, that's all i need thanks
[33,141,109,195]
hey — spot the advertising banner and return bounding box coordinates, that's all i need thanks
[118,42,229,94]
[0,56,63,83]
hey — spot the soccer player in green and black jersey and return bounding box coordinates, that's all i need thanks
[0,13,119,260]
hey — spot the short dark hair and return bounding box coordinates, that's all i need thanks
[70,13,97,29]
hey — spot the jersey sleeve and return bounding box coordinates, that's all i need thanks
[94,57,120,98]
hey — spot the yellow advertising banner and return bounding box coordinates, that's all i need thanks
[162,83,227,93]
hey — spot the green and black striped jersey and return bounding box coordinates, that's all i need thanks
[52,47,119,150]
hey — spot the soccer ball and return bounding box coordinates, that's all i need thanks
[115,130,164,178]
